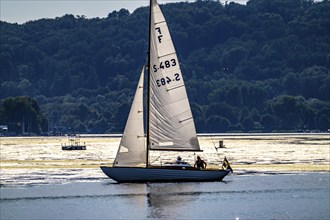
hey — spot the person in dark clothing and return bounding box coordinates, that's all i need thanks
[176,156,183,164]
[194,156,207,169]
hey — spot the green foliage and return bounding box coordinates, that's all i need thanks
[0,0,329,133]
[0,96,48,134]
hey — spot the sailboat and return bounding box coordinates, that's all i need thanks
[100,0,232,183]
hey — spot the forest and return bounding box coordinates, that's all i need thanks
[0,0,329,134]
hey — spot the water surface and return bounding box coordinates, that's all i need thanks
[1,173,329,219]
[1,134,329,186]
[0,134,329,219]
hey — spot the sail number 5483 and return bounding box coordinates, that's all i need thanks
[156,73,181,87]
[153,59,177,72]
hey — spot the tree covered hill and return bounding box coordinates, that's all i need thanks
[1,0,329,134]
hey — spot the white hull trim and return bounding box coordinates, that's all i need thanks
[100,166,230,183]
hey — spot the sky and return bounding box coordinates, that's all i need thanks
[0,0,248,24]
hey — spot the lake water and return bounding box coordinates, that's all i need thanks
[0,134,329,219]
[1,173,329,219]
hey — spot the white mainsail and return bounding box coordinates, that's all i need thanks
[149,0,200,151]
[100,0,231,183]
[114,67,146,166]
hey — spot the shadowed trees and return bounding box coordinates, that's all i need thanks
[0,0,329,133]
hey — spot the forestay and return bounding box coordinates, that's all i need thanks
[114,68,146,166]
[149,0,200,151]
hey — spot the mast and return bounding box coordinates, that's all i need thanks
[146,0,152,168]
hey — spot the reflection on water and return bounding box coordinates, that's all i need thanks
[0,134,329,186]
[144,173,329,220]
[146,183,195,218]
[0,173,329,219]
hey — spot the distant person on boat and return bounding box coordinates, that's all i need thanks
[194,156,207,169]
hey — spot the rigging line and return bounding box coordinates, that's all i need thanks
[150,155,161,164]
[176,53,220,157]
[144,50,149,67]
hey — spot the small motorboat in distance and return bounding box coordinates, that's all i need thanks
[61,134,86,150]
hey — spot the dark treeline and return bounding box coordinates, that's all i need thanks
[0,0,329,134]
[0,96,48,134]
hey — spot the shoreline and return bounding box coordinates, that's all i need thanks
[1,132,329,138]
[1,132,329,145]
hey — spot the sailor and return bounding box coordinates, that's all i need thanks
[176,156,183,164]
[194,156,207,169]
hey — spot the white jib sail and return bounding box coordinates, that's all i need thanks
[149,0,200,151]
[114,67,146,166]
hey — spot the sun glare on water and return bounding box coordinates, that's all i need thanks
[0,134,329,185]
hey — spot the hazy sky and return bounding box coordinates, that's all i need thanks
[1,0,247,24]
